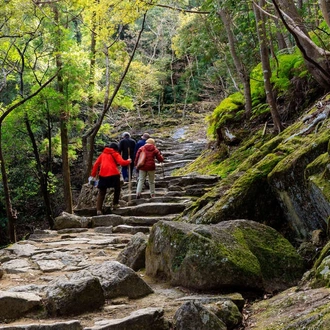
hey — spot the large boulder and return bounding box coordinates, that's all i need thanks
[246,286,330,329]
[173,301,226,330]
[84,307,169,330]
[53,212,90,230]
[182,111,330,242]
[146,220,305,293]
[0,291,43,321]
[71,261,153,299]
[45,275,105,316]
[116,232,148,271]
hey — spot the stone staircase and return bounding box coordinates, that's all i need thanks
[72,137,216,236]
[0,137,230,329]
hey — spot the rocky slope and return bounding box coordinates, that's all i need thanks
[1,99,330,329]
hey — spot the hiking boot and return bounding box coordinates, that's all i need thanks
[113,204,120,210]
[150,194,155,198]
[136,194,141,199]
[97,210,102,215]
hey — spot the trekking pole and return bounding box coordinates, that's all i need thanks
[128,147,132,203]
[161,162,165,178]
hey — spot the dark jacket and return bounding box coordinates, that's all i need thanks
[91,147,131,177]
[134,144,164,171]
[119,137,136,160]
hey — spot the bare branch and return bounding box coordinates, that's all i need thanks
[156,4,209,15]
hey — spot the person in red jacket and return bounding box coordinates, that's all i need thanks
[134,138,164,199]
[90,143,131,215]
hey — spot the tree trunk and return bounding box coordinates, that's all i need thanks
[24,114,54,228]
[0,126,17,242]
[254,0,283,133]
[0,75,57,243]
[53,5,73,214]
[83,8,97,182]
[217,9,252,118]
[320,0,330,28]
[273,0,330,89]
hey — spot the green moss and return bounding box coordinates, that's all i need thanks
[306,153,329,177]
[170,226,261,277]
[313,241,330,270]
[309,172,330,204]
[207,92,245,138]
[268,130,329,177]
[235,225,304,282]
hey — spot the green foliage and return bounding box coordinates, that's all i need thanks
[249,51,306,117]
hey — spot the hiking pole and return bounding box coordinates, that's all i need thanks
[161,162,165,178]
[128,147,132,203]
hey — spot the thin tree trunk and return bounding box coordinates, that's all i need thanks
[0,74,57,243]
[320,0,330,28]
[254,0,283,133]
[82,7,97,182]
[0,126,16,242]
[53,5,73,214]
[170,48,177,111]
[24,114,54,228]
[217,9,252,118]
[273,0,330,89]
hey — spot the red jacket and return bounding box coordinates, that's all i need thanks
[134,144,164,171]
[91,147,131,177]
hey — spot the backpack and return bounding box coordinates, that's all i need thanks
[136,148,146,169]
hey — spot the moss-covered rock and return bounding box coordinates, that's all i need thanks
[179,102,330,242]
[146,220,305,293]
[246,286,330,329]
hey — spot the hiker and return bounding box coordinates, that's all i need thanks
[133,132,150,177]
[134,132,150,160]
[90,143,131,215]
[119,132,136,182]
[135,138,164,199]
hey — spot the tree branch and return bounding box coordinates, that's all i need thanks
[0,71,59,123]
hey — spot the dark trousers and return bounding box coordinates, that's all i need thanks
[122,165,133,181]
[96,175,121,211]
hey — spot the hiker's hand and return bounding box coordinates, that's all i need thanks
[127,158,132,163]
[88,176,95,184]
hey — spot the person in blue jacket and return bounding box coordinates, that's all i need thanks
[134,132,150,162]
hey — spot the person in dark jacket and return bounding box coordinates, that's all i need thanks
[119,132,136,182]
[90,143,131,215]
[134,138,164,199]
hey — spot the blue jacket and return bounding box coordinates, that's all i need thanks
[134,139,147,162]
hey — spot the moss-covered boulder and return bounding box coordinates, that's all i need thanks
[305,241,330,288]
[146,220,305,293]
[246,286,330,329]
[180,103,330,242]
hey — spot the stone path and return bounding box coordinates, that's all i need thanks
[0,137,239,329]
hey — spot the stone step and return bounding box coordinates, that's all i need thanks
[91,213,178,228]
[123,195,195,205]
[153,175,220,188]
[112,202,187,217]
[113,225,151,235]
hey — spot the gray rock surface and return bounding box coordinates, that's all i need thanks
[146,219,305,292]
[0,291,42,321]
[45,276,105,316]
[173,301,226,330]
[116,232,148,271]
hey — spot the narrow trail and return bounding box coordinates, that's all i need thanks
[0,134,230,329]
